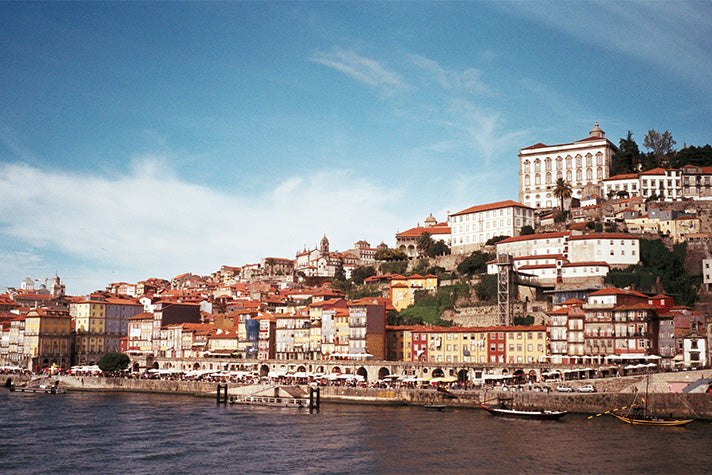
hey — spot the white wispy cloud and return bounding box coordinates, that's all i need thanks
[310,47,408,92]
[408,54,489,94]
[0,159,405,293]
[505,1,712,93]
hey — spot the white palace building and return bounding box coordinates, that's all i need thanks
[518,123,618,210]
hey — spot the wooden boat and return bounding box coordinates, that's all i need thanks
[610,369,695,426]
[478,403,568,420]
[424,404,447,411]
[610,412,694,426]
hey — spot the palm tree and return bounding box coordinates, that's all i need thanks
[552,178,573,212]
[417,232,434,257]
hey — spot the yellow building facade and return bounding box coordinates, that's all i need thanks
[24,308,72,370]
[390,274,438,311]
[70,298,107,365]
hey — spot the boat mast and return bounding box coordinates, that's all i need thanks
[644,367,650,417]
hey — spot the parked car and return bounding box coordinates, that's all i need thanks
[577,384,596,393]
[556,385,573,392]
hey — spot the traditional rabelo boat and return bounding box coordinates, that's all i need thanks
[478,402,568,420]
[610,411,694,426]
[610,371,694,426]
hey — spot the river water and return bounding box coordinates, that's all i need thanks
[2,388,711,474]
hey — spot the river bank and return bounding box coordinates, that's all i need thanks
[3,372,711,419]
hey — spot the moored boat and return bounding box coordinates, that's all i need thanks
[424,404,447,411]
[229,394,310,408]
[478,403,568,420]
[610,369,695,426]
[610,412,694,426]
[10,381,66,394]
[227,385,315,409]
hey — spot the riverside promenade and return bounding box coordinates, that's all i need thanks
[4,371,711,419]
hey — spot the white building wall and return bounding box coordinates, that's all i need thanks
[518,125,616,209]
[603,177,639,198]
[496,234,567,259]
[450,203,535,254]
[568,236,639,267]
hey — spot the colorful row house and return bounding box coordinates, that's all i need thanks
[390,274,438,311]
[387,325,548,364]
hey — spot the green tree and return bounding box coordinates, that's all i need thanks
[643,129,676,161]
[374,248,408,261]
[604,239,701,306]
[552,178,573,212]
[671,144,712,168]
[513,315,535,326]
[486,235,510,246]
[427,239,450,257]
[333,257,346,282]
[351,266,376,285]
[396,284,469,326]
[611,131,641,175]
[380,260,409,275]
[519,225,535,236]
[417,232,434,257]
[98,352,130,373]
[457,251,494,276]
[475,274,497,302]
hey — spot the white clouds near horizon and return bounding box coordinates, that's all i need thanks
[0,159,404,293]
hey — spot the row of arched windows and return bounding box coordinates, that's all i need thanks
[523,153,604,174]
[524,167,604,186]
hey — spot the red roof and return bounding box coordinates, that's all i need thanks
[568,233,639,240]
[451,200,531,217]
[589,287,630,296]
[396,223,450,238]
[521,142,548,150]
[497,232,569,245]
[603,173,639,181]
[639,168,668,175]
[518,264,554,270]
[562,261,609,267]
[613,303,657,311]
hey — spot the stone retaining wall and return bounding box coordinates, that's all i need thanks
[3,375,709,419]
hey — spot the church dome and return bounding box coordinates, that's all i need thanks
[589,121,605,138]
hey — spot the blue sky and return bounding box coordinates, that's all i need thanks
[1,1,710,294]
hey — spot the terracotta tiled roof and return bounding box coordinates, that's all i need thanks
[497,232,569,245]
[603,173,639,181]
[396,224,451,238]
[639,167,668,175]
[589,287,630,296]
[562,261,609,267]
[450,200,532,217]
[568,233,639,240]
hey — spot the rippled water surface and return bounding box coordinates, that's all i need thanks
[2,389,711,474]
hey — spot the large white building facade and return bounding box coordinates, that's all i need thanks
[492,232,640,271]
[518,123,617,209]
[449,200,534,254]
